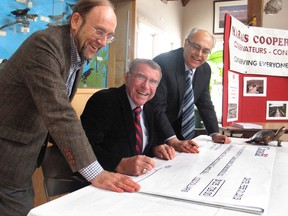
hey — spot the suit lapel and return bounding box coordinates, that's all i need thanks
[175,49,186,114]
[118,85,138,154]
[70,67,83,100]
[192,64,205,102]
[142,105,152,154]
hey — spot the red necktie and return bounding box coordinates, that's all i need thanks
[133,107,143,154]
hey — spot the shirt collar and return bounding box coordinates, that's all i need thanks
[70,31,83,65]
[185,64,195,73]
[126,90,144,110]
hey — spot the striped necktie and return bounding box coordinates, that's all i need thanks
[181,69,195,140]
[133,107,143,154]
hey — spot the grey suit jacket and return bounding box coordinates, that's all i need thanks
[0,25,96,188]
[149,48,219,141]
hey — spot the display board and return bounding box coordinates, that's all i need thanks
[222,14,288,127]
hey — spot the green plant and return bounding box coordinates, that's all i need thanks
[206,49,224,122]
[207,50,223,93]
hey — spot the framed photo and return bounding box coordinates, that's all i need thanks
[213,0,248,34]
[243,77,267,97]
[266,101,288,120]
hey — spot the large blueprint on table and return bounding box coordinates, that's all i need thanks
[133,136,276,215]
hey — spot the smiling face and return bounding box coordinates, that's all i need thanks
[125,63,161,106]
[70,5,117,60]
[183,30,214,69]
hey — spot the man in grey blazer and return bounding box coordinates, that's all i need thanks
[0,1,139,216]
[81,59,175,176]
[149,28,231,153]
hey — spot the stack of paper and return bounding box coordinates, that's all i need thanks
[231,122,263,129]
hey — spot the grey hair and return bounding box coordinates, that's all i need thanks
[187,28,216,47]
[127,58,162,80]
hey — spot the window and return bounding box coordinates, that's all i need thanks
[136,21,180,59]
[207,41,224,122]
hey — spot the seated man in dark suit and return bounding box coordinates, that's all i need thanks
[81,58,175,176]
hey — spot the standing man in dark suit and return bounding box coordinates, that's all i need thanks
[0,1,139,216]
[149,28,231,153]
[81,59,175,176]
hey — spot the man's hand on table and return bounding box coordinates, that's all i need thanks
[211,133,231,144]
[91,170,140,192]
[167,137,200,153]
[115,155,156,176]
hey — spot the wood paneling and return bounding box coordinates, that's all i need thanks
[33,168,46,207]
[248,0,263,27]
[109,0,136,87]
[71,88,100,118]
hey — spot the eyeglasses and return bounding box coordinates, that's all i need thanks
[186,38,211,56]
[81,15,115,44]
[131,73,159,87]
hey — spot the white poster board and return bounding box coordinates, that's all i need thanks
[229,16,288,77]
[133,136,276,214]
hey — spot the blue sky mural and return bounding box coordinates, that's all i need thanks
[0,0,109,88]
[0,0,78,59]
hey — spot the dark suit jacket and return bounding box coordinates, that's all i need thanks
[81,85,159,172]
[149,48,219,141]
[0,25,96,188]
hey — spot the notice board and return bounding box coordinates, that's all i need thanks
[222,14,288,127]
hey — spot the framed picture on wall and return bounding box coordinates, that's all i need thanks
[266,101,288,120]
[243,77,267,97]
[213,0,248,34]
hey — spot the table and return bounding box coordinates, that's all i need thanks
[220,122,288,138]
[28,135,288,216]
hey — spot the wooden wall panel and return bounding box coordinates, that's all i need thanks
[248,0,263,27]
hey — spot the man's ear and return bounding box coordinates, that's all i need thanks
[70,12,82,31]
